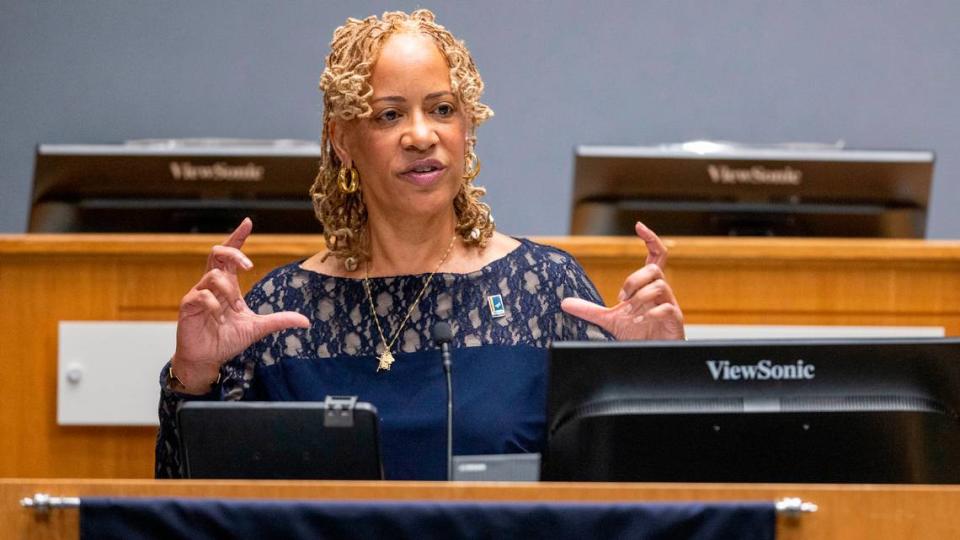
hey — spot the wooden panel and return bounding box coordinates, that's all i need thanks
[3,479,960,539]
[2,234,960,479]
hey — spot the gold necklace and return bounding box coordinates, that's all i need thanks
[363,234,457,372]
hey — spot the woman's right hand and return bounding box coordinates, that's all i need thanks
[170,218,311,394]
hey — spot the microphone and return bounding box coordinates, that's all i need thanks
[431,322,454,481]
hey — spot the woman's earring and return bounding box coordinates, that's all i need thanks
[469,227,481,241]
[463,151,480,181]
[338,166,360,194]
[344,257,358,272]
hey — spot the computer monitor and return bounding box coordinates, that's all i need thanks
[29,139,321,233]
[542,338,960,483]
[570,143,934,237]
[178,398,382,480]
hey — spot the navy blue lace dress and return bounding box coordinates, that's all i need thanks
[156,238,612,479]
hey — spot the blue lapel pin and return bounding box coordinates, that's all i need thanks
[487,294,506,318]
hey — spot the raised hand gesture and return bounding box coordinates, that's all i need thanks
[561,221,684,341]
[170,218,310,393]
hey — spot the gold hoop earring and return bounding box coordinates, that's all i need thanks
[338,166,360,194]
[463,151,480,181]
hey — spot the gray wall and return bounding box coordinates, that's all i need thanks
[3,1,959,237]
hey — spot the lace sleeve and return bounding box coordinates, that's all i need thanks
[551,249,615,342]
[154,364,218,479]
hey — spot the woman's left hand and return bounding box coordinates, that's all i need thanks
[561,221,685,341]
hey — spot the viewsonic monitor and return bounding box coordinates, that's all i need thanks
[178,398,382,480]
[570,142,934,237]
[542,339,960,483]
[29,139,321,233]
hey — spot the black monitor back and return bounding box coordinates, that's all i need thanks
[178,400,382,480]
[543,339,960,483]
[570,144,934,238]
[30,141,321,233]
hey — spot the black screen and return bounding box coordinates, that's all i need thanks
[570,144,934,238]
[543,338,960,483]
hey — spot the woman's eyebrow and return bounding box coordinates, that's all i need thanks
[371,91,454,104]
[425,91,455,100]
[371,95,404,104]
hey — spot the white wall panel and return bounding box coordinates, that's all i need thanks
[58,321,174,426]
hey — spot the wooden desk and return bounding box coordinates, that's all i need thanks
[2,235,960,478]
[4,478,960,539]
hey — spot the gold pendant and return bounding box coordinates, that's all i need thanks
[377,350,395,372]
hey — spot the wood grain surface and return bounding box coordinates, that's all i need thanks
[4,478,960,539]
[2,234,960,479]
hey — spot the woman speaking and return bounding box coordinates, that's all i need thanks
[157,10,684,479]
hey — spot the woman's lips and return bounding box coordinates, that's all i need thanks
[399,160,446,186]
[400,167,446,186]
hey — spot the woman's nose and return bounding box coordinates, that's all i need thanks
[402,111,439,151]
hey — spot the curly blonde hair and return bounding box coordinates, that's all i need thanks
[310,9,495,268]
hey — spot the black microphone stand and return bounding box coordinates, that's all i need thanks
[441,340,453,481]
[432,322,454,481]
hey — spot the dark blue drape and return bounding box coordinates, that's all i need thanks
[80,497,775,540]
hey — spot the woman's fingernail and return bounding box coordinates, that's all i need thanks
[235,299,245,312]
[617,290,627,302]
